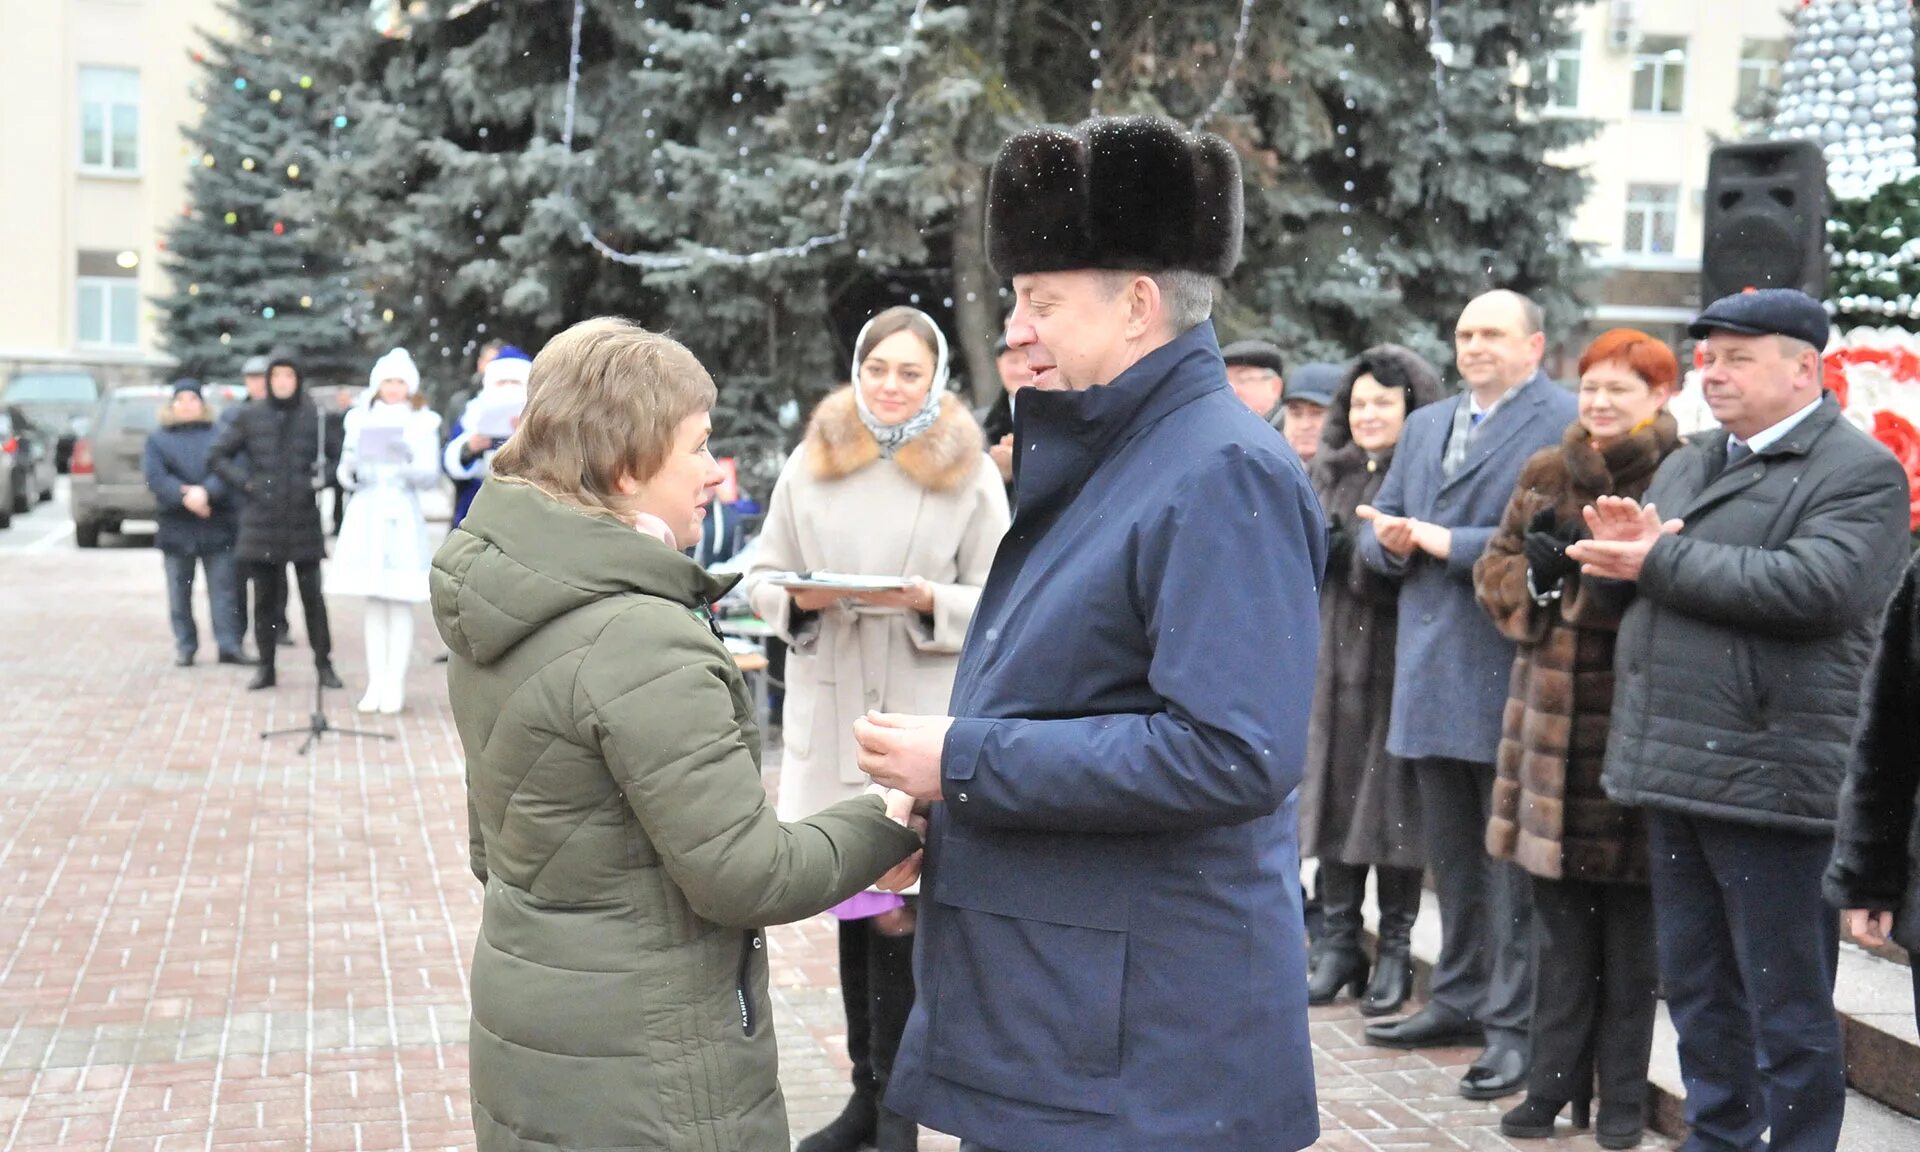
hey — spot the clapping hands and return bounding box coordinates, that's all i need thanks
[1521,506,1582,590]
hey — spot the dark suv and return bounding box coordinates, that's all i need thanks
[70,383,246,547]
[1,371,101,471]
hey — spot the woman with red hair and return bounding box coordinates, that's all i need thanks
[1472,328,1682,1149]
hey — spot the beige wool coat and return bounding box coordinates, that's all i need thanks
[745,387,1010,821]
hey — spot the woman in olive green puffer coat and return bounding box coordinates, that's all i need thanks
[432,318,923,1152]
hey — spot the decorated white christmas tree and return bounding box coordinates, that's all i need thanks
[1773,0,1919,201]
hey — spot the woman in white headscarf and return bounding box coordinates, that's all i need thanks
[742,306,1009,1152]
[331,348,443,713]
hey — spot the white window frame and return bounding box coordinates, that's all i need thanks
[1630,35,1688,116]
[1545,38,1583,112]
[1622,183,1681,256]
[1737,39,1785,109]
[75,276,140,349]
[78,66,141,176]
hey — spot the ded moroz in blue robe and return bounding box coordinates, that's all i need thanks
[887,320,1326,1152]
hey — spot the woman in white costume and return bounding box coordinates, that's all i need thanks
[332,348,443,713]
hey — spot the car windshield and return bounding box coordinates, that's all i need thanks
[105,394,166,434]
[4,374,99,404]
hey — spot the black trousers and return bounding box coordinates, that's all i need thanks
[1416,757,1534,1046]
[232,560,290,649]
[838,913,915,1109]
[1646,812,1843,1152]
[1526,875,1657,1106]
[246,560,330,665]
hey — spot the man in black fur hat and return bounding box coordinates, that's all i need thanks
[853,115,1326,1152]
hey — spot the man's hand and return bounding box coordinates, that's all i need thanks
[181,485,212,518]
[989,434,1015,483]
[1356,505,1417,557]
[1846,909,1896,949]
[853,578,935,615]
[853,711,952,801]
[1566,499,1683,583]
[1409,521,1452,561]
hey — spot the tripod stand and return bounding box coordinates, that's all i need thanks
[262,671,392,755]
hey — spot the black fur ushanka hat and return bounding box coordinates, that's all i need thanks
[985,115,1244,280]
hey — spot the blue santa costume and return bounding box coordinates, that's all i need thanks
[443,345,530,527]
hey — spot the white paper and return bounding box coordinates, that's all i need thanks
[355,424,409,463]
[464,385,527,439]
[765,571,913,593]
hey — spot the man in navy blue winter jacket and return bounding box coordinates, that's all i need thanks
[144,379,247,666]
[853,116,1326,1152]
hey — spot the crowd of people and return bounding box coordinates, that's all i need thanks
[136,112,1920,1152]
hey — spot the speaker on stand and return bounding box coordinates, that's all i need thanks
[1701,140,1830,303]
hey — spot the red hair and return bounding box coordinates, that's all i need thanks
[1578,328,1679,392]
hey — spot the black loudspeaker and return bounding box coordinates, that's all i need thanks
[1702,140,1829,303]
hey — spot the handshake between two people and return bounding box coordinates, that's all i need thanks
[854,710,953,894]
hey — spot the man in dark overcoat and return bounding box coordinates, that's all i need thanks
[1354,290,1579,1098]
[852,115,1326,1152]
[208,352,343,691]
[1571,289,1909,1151]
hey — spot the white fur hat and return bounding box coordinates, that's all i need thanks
[483,346,533,388]
[368,347,420,395]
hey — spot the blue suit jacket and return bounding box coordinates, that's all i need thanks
[887,322,1325,1152]
[1358,369,1578,763]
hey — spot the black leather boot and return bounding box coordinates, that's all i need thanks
[316,661,345,690]
[1595,1099,1644,1149]
[1307,945,1370,1005]
[1362,865,1421,1017]
[248,662,277,691]
[874,1108,918,1152]
[1308,861,1367,1004]
[794,1095,876,1152]
[1499,1094,1589,1139]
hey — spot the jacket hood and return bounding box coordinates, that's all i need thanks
[1321,342,1449,452]
[431,479,736,666]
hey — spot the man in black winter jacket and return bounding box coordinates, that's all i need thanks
[207,353,342,691]
[1570,289,1909,1152]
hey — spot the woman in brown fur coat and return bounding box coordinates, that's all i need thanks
[742,306,1009,1152]
[1301,344,1448,1016]
[1473,329,1680,1149]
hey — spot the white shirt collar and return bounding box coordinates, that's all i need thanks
[1734,396,1824,456]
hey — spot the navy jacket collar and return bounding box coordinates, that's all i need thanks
[1011,321,1229,517]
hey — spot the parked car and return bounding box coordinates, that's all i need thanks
[1,371,102,471]
[70,383,246,548]
[0,406,58,517]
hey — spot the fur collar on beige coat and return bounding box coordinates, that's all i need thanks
[744,387,1011,821]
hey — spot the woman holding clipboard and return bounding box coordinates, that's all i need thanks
[331,348,444,713]
[743,306,1009,1152]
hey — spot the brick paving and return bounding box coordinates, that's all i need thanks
[0,545,1664,1150]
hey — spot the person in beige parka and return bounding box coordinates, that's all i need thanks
[744,306,1010,1152]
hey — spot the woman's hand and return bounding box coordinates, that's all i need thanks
[1845,908,1895,949]
[852,577,935,615]
[789,587,846,613]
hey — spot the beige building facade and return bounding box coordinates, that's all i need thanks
[1548,0,1799,350]
[0,0,223,386]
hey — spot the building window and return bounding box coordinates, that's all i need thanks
[1738,39,1787,111]
[1623,184,1680,255]
[78,66,140,174]
[75,251,139,349]
[1545,35,1583,111]
[1631,35,1688,115]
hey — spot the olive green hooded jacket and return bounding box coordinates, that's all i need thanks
[433,479,920,1152]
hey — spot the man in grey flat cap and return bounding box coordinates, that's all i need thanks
[854,114,1325,1152]
[1570,287,1908,1152]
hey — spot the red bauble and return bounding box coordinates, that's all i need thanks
[272,221,285,235]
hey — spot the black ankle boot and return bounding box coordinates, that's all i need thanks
[1499,1094,1590,1139]
[248,665,277,691]
[1595,1099,1644,1149]
[1306,945,1369,1005]
[795,1094,876,1152]
[1359,951,1412,1017]
[873,1108,918,1152]
[316,662,345,690]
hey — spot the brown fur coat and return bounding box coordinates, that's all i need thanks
[1474,412,1680,884]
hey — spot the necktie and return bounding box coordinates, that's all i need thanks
[1726,439,1752,468]
[1470,411,1484,428]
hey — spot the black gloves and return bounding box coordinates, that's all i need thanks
[1522,506,1582,591]
[1325,518,1355,575]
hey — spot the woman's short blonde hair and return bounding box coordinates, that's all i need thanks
[490,318,716,522]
